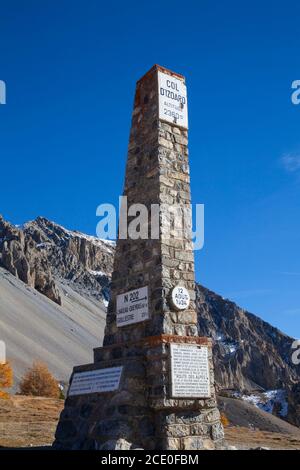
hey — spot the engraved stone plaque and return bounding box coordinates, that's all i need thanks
[170,343,210,398]
[68,366,123,396]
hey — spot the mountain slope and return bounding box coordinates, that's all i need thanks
[197,285,299,392]
[0,267,106,389]
[0,215,114,308]
[218,395,300,435]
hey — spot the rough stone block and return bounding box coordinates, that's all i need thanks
[190,423,208,436]
[182,437,204,450]
[99,438,132,450]
[95,420,131,439]
[211,422,225,441]
[159,438,180,450]
[164,425,190,438]
[55,420,77,441]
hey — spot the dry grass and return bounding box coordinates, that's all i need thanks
[0,395,63,448]
[225,426,300,450]
[1,395,300,449]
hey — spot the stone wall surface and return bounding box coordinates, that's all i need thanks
[55,336,222,450]
[53,65,223,450]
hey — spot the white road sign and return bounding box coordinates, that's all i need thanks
[158,71,188,129]
[116,286,149,327]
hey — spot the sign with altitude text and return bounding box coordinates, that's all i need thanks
[68,366,123,396]
[116,286,149,327]
[158,71,188,129]
[170,344,210,398]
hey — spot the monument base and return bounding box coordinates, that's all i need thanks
[53,335,224,450]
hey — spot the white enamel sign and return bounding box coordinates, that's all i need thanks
[68,366,123,396]
[158,71,188,129]
[116,286,149,327]
[170,344,210,398]
[170,286,190,310]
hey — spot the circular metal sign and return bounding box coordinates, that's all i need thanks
[170,286,190,311]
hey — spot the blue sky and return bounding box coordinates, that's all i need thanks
[0,1,299,337]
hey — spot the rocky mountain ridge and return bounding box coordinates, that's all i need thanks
[0,215,114,307]
[197,285,299,392]
[0,215,61,304]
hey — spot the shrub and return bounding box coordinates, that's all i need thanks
[220,412,230,427]
[19,361,59,398]
[0,361,13,399]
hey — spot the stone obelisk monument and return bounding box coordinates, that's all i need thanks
[54,65,223,450]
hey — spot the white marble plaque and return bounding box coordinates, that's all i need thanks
[170,286,190,310]
[68,366,123,396]
[116,286,149,327]
[158,71,188,129]
[170,344,210,398]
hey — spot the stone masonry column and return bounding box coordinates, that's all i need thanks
[53,65,224,451]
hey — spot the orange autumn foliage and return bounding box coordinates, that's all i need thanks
[220,412,230,427]
[0,361,13,399]
[19,361,59,398]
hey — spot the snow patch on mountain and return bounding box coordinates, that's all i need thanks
[214,332,240,356]
[235,389,288,418]
[24,218,115,253]
[88,269,107,277]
